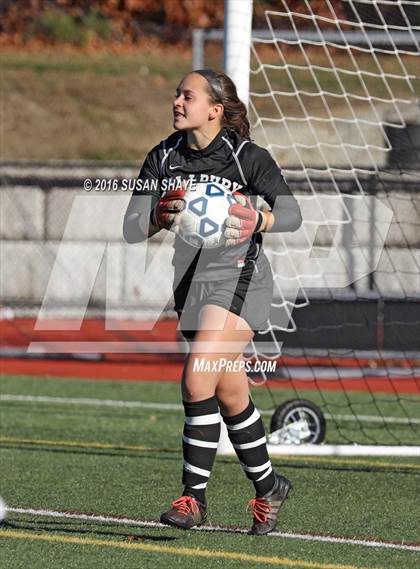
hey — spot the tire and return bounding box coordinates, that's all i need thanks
[270,399,326,444]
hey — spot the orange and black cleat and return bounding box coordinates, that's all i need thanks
[246,474,292,535]
[160,495,207,529]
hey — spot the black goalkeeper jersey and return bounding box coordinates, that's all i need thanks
[123,127,302,282]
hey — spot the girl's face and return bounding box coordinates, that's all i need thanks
[173,73,222,131]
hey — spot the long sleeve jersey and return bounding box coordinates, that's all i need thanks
[123,127,302,282]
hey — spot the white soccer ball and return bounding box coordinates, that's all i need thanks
[0,497,7,522]
[174,182,236,248]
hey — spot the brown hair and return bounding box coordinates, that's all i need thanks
[193,69,251,140]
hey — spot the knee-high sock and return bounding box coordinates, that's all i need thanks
[182,395,220,503]
[222,397,276,497]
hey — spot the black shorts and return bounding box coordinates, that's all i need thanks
[173,257,273,339]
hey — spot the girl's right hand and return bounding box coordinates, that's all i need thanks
[151,187,186,230]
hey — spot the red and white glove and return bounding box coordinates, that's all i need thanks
[224,192,263,247]
[150,187,186,230]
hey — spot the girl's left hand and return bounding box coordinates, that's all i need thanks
[224,192,263,246]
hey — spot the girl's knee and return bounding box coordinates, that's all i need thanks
[182,385,215,402]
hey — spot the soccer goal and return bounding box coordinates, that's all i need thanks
[218,0,420,456]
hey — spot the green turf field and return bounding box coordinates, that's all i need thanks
[1,374,419,569]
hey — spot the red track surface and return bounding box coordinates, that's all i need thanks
[1,318,419,393]
[1,358,419,394]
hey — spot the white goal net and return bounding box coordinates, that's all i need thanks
[236,0,420,452]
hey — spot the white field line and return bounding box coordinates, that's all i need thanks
[7,507,420,552]
[1,393,419,425]
[0,394,183,411]
[262,444,420,457]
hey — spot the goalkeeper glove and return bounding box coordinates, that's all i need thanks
[150,187,186,230]
[224,192,264,247]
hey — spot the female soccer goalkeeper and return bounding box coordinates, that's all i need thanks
[123,69,302,535]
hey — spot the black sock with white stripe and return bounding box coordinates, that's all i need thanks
[182,395,220,504]
[222,397,276,497]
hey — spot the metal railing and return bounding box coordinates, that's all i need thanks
[192,28,420,69]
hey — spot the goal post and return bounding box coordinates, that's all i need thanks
[220,0,420,456]
[223,0,253,107]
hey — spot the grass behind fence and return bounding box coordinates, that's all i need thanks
[2,49,417,161]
